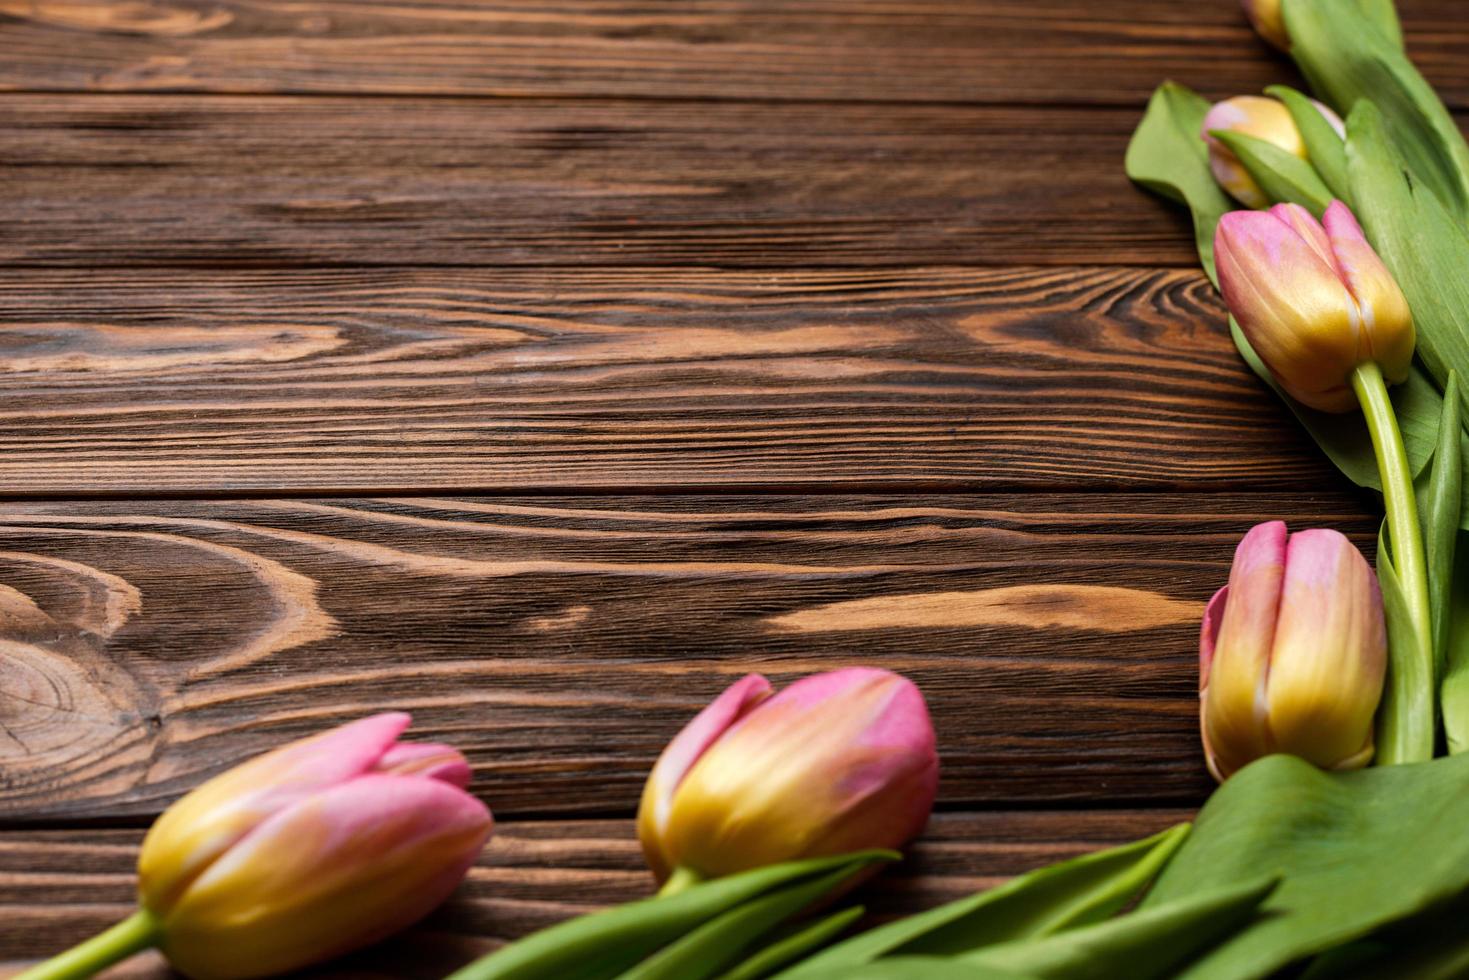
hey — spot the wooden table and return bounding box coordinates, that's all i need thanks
[2,1,1462,974]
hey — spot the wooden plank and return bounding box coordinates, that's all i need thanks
[0,493,1376,821]
[0,0,1464,107]
[0,95,1207,269]
[0,810,1191,974]
[0,266,1338,494]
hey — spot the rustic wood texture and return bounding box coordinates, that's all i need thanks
[1,95,1214,268]
[0,810,1191,974]
[0,0,1464,108]
[0,0,1433,971]
[0,493,1376,821]
[0,266,1341,495]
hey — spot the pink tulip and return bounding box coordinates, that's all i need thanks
[1201,522,1387,782]
[1215,201,1415,412]
[136,713,492,979]
[637,669,938,883]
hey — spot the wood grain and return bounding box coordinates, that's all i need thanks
[0,266,1340,495]
[0,95,1212,268]
[0,493,1376,821]
[0,809,1191,974]
[0,0,1464,108]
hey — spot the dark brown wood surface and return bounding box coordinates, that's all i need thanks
[0,267,1337,494]
[0,0,1426,975]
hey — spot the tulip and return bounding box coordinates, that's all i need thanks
[1214,200,1433,766]
[1201,521,1386,781]
[19,714,493,980]
[638,668,938,890]
[1242,0,1289,51]
[1202,95,1342,208]
[1215,200,1413,413]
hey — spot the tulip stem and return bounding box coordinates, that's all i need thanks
[1352,361,1436,764]
[15,910,160,980]
[657,866,706,898]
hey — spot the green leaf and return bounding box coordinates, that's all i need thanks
[1346,100,1469,436]
[962,879,1275,980]
[445,851,896,980]
[1124,82,1233,286]
[1357,0,1405,49]
[1440,532,1469,753]
[1421,372,1463,672]
[775,825,1189,976]
[1299,888,1469,979]
[796,960,1036,980]
[1264,84,1350,201]
[716,908,865,980]
[1207,130,1333,214]
[621,863,874,980]
[1144,753,1469,978]
[1374,521,1437,766]
[1285,0,1469,222]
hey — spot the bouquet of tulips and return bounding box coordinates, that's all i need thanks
[22,1,1469,977]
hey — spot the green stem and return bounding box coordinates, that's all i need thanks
[15,909,160,980]
[1352,361,1436,764]
[657,866,705,898]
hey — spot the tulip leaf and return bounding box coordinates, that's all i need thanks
[1298,887,1469,979]
[961,878,1276,980]
[620,862,874,980]
[1264,84,1350,202]
[1421,372,1463,671]
[1346,100,1469,441]
[1374,521,1437,766]
[1126,82,1439,495]
[1440,533,1469,753]
[715,907,865,980]
[1143,753,1469,979]
[1207,130,1333,215]
[445,851,896,980]
[1124,81,1233,286]
[795,960,1036,980]
[1285,0,1469,223]
[775,825,1189,976]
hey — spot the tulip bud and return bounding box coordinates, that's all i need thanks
[1241,0,1289,51]
[1200,522,1386,782]
[1202,95,1343,208]
[139,713,492,979]
[638,669,938,883]
[1215,200,1415,412]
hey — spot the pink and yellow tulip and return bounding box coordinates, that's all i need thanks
[1215,200,1414,412]
[1200,521,1387,782]
[638,668,938,886]
[1202,95,1342,209]
[1241,0,1289,50]
[21,713,492,980]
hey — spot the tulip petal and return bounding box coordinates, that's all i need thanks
[665,668,938,878]
[1242,0,1290,50]
[1321,201,1417,383]
[1215,209,1362,411]
[375,742,473,788]
[1199,585,1229,692]
[160,773,493,980]
[1202,97,1304,209]
[138,713,413,915]
[1201,522,1286,781]
[637,674,774,881]
[1266,529,1386,770]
